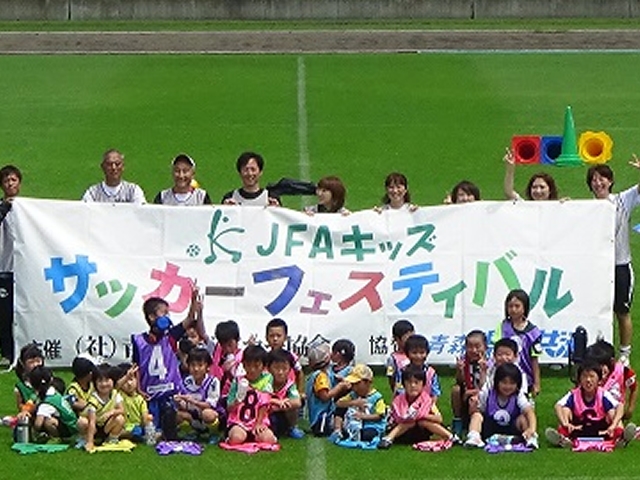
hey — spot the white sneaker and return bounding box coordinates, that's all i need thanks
[525,433,539,449]
[545,427,572,448]
[464,432,485,448]
[619,351,630,367]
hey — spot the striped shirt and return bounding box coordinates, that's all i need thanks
[82,181,146,204]
[154,188,211,206]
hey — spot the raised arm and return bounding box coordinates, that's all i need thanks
[503,148,518,200]
[630,154,640,193]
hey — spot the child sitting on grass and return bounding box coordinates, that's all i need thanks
[546,360,635,448]
[451,330,488,436]
[385,319,414,397]
[332,364,386,445]
[318,339,356,438]
[114,363,152,442]
[226,345,276,446]
[404,335,441,402]
[66,354,96,415]
[14,343,44,420]
[584,339,637,421]
[84,364,126,451]
[265,318,304,438]
[211,320,245,403]
[306,342,351,437]
[267,349,302,439]
[175,347,221,438]
[465,363,538,449]
[380,364,457,449]
[29,365,88,443]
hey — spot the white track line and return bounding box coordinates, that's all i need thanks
[306,437,327,480]
[297,56,311,208]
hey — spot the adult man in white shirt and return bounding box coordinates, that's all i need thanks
[82,149,146,204]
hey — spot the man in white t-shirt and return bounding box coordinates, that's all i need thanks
[221,151,280,207]
[82,149,146,204]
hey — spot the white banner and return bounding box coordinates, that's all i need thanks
[11,198,614,367]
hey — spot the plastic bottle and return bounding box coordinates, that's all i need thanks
[145,414,157,446]
[345,408,362,442]
[15,417,29,444]
[236,378,249,402]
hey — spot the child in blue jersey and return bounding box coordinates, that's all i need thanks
[334,364,386,444]
[330,339,356,380]
[451,330,488,436]
[132,289,200,440]
[306,342,351,437]
[29,365,89,443]
[326,339,356,440]
[265,318,305,438]
[495,289,542,397]
[386,319,414,396]
[267,349,302,438]
[465,363,538,449]
[404,334,441,402]
[226,345,276,445]
[66,354,96,415]
[175,347,221,436]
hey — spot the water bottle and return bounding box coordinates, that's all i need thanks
[15,417,29,444]
[345,408,362,442]
[145,414,157,446]
[236,378,249,402]
[471,361,481,389]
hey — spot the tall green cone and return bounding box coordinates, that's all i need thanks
[555,106,583,167]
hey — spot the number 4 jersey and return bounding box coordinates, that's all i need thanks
[133,333,183,399]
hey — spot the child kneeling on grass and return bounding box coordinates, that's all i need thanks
[545,360,636,448]
[380,364,457,449]
[29,365,89,443]
[465,363,538,449]
[331,364,386,445]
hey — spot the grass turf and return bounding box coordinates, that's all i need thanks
[2,50,640,478]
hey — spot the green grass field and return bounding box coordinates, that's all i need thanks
[3,34,640,479]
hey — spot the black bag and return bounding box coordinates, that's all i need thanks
[568,326,587,383]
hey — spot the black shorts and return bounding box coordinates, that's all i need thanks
[395,425,432,444]
[614,263,634,314]
[310,412,334,437]
[269,411,291,437]
[481,420,520,440]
